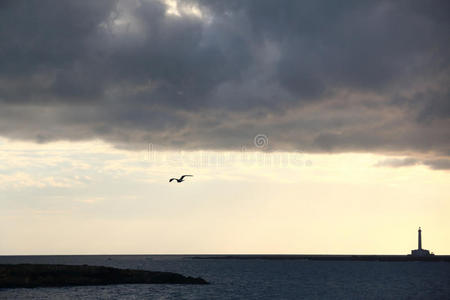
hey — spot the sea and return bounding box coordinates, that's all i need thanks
[0,255,449,299]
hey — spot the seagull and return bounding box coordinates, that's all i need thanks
[169,175,193,183]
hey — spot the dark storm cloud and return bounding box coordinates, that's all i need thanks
[0,0,449,169]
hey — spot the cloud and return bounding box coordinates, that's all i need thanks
[0,0,449,164]
[0,172,81,189]
[423,159,450,170]
[375,158,420,168]
[376,157,450,170]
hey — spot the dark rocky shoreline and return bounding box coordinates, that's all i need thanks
[0,264,208,288]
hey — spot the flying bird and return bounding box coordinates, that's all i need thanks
[169,175,193,183]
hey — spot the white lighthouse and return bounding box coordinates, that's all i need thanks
[410,227,434,256]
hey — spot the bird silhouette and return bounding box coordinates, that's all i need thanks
[169,175,193,183]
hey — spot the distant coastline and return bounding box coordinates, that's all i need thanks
[191,255,450,262]
[1,254,449,262]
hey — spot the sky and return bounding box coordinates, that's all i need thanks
[0,0,449,254]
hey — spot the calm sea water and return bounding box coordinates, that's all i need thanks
[0,255,449,299]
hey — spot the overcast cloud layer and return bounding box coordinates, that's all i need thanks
[0,0,449,167]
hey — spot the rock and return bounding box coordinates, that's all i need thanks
[0,264,208,288]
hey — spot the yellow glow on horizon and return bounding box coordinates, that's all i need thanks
[0,138,449,255]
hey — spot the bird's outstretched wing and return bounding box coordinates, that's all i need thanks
[180,175,193,180]
[169,178,177,182]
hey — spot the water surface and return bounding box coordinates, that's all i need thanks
[0,255,448,299]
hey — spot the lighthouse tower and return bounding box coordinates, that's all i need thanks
[410,227,433,256]
[418,227,422,250]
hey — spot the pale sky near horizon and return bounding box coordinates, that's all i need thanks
[0,0,449,255]
[1,138,449,255]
